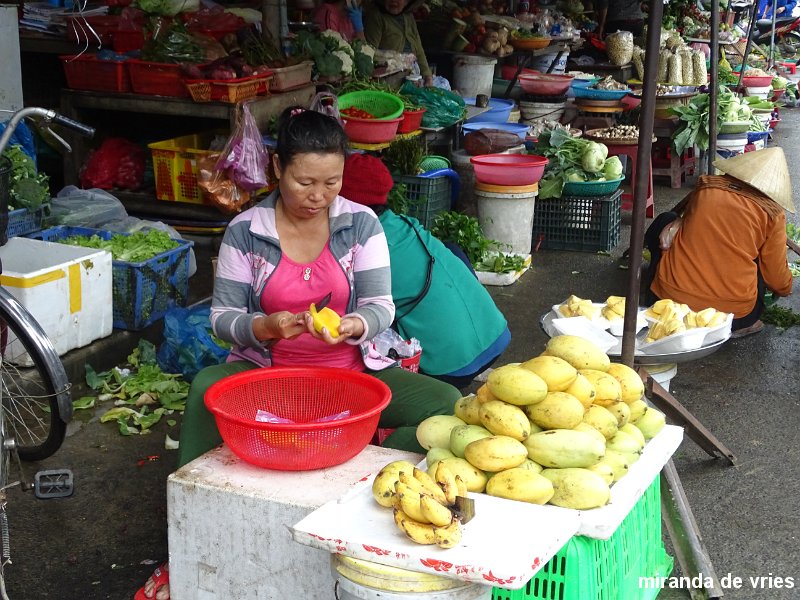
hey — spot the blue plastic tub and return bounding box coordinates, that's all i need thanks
[464,97,515,123]
[572,86,631,100]
[570,78,598,89]
[462,121,529,140]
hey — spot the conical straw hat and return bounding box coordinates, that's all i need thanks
[713,147,795,213]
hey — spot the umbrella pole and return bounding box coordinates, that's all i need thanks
[620,0,663,366]
[770,0,779,69]
[708,0,720,174]
[737,0,763,88]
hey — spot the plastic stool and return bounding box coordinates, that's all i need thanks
[780,61,797,74]
[605,143,654,217]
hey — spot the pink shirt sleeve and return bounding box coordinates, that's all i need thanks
[313,4,356,41]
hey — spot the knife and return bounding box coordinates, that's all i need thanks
[453,495,476,524]
[316,291,332,311]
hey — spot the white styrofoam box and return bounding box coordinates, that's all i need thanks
[476,255,531,287]
[0,237,112,364]
[167,444,423,600]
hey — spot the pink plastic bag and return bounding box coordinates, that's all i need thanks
[216,102,269,192]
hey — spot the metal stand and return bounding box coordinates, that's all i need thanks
[639,368,737,465]
[661,460,724,600]
[634,367,733,599]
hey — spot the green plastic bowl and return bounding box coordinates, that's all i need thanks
[562,176,624,197]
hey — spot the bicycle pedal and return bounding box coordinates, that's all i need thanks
[34,469,74,499]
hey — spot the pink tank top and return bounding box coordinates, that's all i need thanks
[261,246,363,370]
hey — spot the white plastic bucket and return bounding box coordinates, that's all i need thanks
[475,185,537,254]
[453,54,497,99]
[519,100,566,122]
[530,52,569,74]
[714,135,747,170]
[646,363,678,392]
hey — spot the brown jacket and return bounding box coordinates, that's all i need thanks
[652,175,792,317]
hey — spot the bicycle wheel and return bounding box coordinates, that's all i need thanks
[0,290,68,461]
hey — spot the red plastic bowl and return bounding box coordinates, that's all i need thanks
[204,367,391,470]
[397,107,426,134]
[742,75,773,87]
[470,154,549,186]
[518,73,574,96]
[342,115,402,144]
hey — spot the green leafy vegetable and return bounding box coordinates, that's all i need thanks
[431,211,495,266]
[1,145,50,210]
[474,252,527,274]
[762,304,800,329]
[87,340,189,437]
[60,229,179,263]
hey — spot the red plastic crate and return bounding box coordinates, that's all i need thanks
[60,54,131,93]
[127,60,189,98]
[65,15,120,46]
[112,29,146,53]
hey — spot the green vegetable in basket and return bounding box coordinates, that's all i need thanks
[565,168,587,182]
[60,229,180,263]
[1,145,50,211]
[603,156,623,180]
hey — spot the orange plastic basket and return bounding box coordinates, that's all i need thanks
[204,367,392,470]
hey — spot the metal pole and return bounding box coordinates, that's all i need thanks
[620,0,663,367]
[708,0,720,174]
[770,0,779,68]
[737,0,763,89]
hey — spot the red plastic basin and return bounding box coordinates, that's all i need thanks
[470,154,549,186]
[742,75,773,87]
[517,73,574,96]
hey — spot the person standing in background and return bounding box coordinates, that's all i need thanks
[595,0,644,37]
[364,0,433,86]
[314,0,366,42]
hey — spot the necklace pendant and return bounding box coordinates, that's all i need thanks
[303,267,312,281]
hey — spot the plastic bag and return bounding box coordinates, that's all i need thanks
[309,92,342,122]
[216,103,270,192]
[399,81,466,128]
[197,152,251,214]
[156,305,231,381]
[0,120,36,167]
[80,137,146,191]
[606,31,634,66]
[47,186,129,228]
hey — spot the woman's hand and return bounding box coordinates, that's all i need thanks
[303,314,365,344]
[254,311,308,342]
[659,217,683,250]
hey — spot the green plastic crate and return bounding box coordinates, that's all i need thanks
[393,174,452,229]
[492,476,673,600]
[532,189,622,253]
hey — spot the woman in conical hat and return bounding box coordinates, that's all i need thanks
[643,148,794,339]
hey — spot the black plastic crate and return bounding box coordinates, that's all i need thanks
[393,174,452,229]
[533,189,622,252]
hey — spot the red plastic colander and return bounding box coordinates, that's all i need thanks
[204,367,391,471]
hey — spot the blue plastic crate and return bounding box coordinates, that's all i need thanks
[30,226,192,330]
[7,207,44,238]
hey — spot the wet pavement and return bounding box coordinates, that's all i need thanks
[3,115,800,599]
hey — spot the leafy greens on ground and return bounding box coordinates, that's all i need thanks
[79,340,189,437]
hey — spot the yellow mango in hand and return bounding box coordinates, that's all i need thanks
[309,303,341,338]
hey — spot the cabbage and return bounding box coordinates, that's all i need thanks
[603,156,623,180]
[581,142,607,173]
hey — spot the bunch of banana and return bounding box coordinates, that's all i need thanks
[644,299,690,320]
[684,307,728,328]
[378,463,467,548]
[559,295,600,320]
[600,296,626,321]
